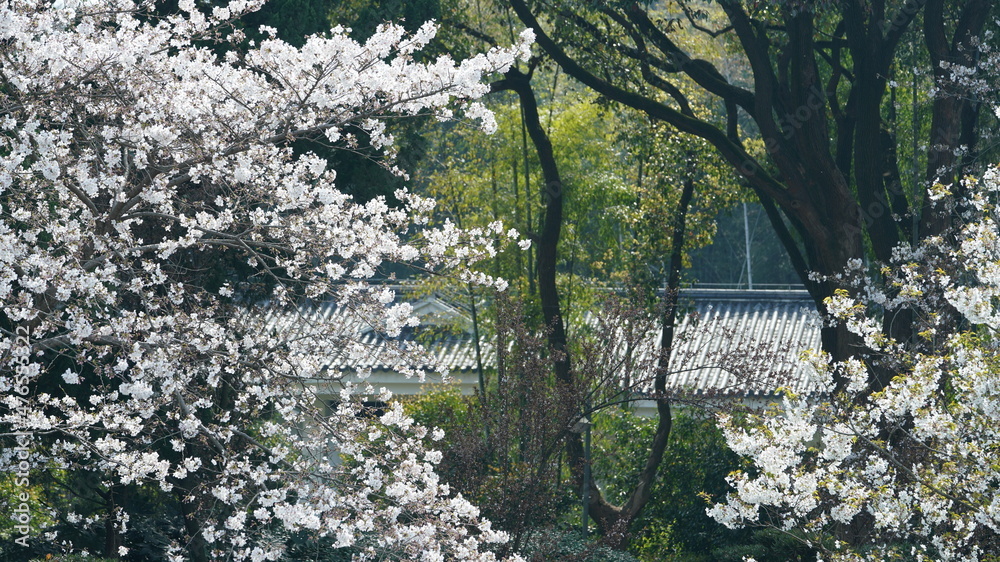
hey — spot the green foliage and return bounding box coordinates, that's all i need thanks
[0,462,187,561]
[521,530,641,562]
[404,383,473,430]
[592,409,815,561]
[400,299,594,555]
[0,474,54,543]
[607,112,745,291]
[592,409,736,556]
[416,84,746,321]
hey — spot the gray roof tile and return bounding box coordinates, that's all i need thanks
[262,289,823,397]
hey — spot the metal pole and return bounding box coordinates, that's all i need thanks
[743,203,753,290]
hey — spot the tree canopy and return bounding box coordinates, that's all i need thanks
[509,0,998,367]
[0,1,531,559]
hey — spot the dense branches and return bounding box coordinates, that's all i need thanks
[0,1,532,559]
[508,0,997,368]
[710,166,1000,561]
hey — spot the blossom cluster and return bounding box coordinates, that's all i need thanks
[708,167,1000,561]
[0,0,530,559]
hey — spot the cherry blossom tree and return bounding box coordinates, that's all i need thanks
[0,0,532,559]
[708,163,1000,561]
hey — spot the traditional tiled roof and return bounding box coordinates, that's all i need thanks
[259,294,495,375]
[663,289,823,396]
[261,288,824,398]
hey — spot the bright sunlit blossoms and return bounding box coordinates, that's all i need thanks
[709,166,1000,561]
[0,0,531,559]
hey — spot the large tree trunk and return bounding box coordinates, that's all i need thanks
[508,0,992,371]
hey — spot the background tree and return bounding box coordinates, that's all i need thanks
[408,0,772,549]
[508,0,998,371]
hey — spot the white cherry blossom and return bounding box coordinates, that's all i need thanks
[710,165,1000,561]
[0,0,530,559]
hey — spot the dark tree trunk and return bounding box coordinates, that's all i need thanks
[508,0,993,371]
[178,491,209,562]
[102,486,123,559]
[492,67,697,544]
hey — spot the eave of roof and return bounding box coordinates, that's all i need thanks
[259,288,825,397]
